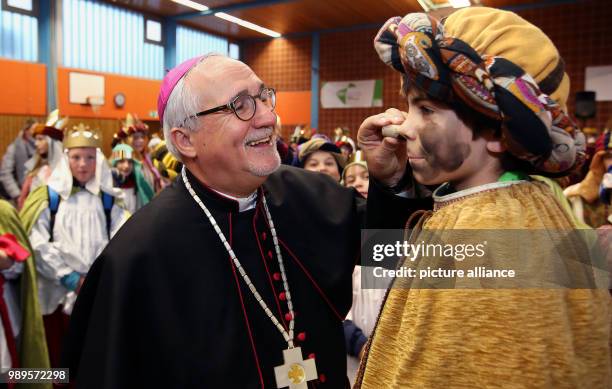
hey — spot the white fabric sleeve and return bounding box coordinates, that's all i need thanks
[109,203,129,238]
[0,261,24,280]
[30,207,75,283]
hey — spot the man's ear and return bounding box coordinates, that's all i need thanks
[170,128,197,159]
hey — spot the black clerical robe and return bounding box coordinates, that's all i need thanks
[63,165,363,388]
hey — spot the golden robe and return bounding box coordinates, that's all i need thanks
[357,180,611,388]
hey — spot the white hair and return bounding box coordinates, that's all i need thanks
[162,53,224,161]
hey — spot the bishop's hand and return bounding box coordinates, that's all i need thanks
[357,108,408,188]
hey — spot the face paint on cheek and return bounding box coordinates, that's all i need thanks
[420,121,471,173]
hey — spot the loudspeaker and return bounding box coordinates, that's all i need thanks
[575,91,596,120]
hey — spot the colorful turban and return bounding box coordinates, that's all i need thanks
[374,9,585,175]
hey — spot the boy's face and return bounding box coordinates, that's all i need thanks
[304,150,341,182]
[116,159,134,177]
[131,133,147,153]
[68,147,97,185]
[344,164,369,198]
[34,134,49,156]
[398,89,494,189]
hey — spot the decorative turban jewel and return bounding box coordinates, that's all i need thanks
[374,13,585,175]
[33,109,69,141]
[63,123,103,149]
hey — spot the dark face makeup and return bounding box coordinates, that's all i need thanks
[403,89,475,185]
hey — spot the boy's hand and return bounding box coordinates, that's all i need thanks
[357,108,408,187]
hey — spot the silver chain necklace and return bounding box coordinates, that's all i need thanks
[182,168,318,388]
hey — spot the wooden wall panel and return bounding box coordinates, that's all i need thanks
[0,116,161,162]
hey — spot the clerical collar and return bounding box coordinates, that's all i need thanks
[209,187,258,212]
[182,169,259,213]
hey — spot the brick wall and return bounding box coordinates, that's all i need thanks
[242,37,312,139]
[519,0,612,130]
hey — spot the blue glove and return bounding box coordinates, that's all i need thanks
[60,271,81,291]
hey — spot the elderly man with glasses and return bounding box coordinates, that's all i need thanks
[61,54,383,389]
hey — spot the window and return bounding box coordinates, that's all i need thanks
[229,42,240,60]
[176,25,228,64]
[2,0,38,16]
[0,0,38,61]
[62,0,163,79]
[145,17,162,45]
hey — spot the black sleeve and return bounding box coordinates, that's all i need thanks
[61,255,105,380]
[61,249,139,389]
[343,320,368,357]
[365,177,433,230]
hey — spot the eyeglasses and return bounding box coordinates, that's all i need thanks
[187,87,276,123]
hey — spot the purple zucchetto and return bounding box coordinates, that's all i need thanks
[157,55,204,124]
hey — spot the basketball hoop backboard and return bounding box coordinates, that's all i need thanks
[69,72,105,104]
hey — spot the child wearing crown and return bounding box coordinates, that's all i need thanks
[20,124,129,371]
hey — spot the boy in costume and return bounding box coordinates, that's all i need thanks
[356,8,610,387]
[110,143,154,214]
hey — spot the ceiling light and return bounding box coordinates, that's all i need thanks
[449,0,471,8]
[172,0,281,38]
[417,0,472,11]
[215,12,281,38]
[171,0,208,12]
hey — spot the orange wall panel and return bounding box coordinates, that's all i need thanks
[276,91,311,126]
[0,59,46,116]
[57,67,161,120]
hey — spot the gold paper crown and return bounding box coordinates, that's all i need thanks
[63,123,102,149]
[348,150,366,165]
[32,109,69,140]
[111,149,133,161]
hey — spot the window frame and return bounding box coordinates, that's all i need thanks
[144,16,163,46]
[1,0,38,17]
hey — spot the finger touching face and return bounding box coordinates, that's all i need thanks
[399,89,481,186]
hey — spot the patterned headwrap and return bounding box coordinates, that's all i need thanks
[374,11,585,175]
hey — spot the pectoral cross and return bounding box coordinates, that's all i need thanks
[274,347,317,389]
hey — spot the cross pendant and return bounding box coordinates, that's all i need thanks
[274,346,318,388]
